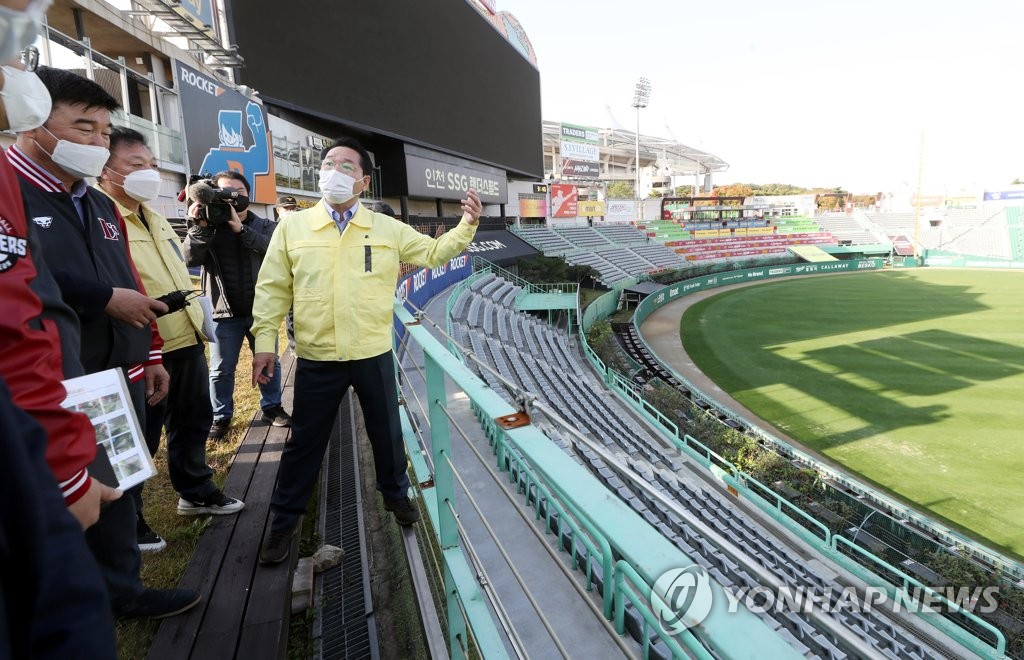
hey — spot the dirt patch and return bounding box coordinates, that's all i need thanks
[354,403,429,660]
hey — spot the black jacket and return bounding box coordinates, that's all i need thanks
[182,212,275,319]
[17,176,151,373]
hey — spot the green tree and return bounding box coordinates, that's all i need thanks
[750,183,809,196]
[605,181,634,199]
[517,255,568,284]
[586,320,631,375]
[566,264,600,284]
[673,184,695,197]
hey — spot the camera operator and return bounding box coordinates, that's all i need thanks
[182,171,290,440]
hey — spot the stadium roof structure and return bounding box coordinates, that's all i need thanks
[541,119,729,179]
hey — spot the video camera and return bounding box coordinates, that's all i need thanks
[182,174,250,225]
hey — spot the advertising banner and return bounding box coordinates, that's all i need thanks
[983,190,1024,201]
[173,60,277,204]
[518,195,547,217]
[463,230,539,265]
[560,160,600,178]
[177,0,215,29]
[404,144,507,205]
[550,184,578,218]
[944,194,978,208]
[578,200,605,217]
[911,194,944,208]
[559,121,599,179]
[560,139,599,162]
[605,199,637,224]
[394,255,473,340]
[635,259,884,325]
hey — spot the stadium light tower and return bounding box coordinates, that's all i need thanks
[631,77,651,199]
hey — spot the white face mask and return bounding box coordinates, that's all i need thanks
[319,168,361,205]
[37,125,110,179]
[114,167,162,202]
[0,65,51,132]
[0,0,50,63]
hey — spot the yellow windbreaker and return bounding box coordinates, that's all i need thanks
[100,190,206,353]
[252,201,476,361]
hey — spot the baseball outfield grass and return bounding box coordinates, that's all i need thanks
[680,268,1024,558]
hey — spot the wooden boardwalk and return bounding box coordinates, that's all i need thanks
[148,352,297,660]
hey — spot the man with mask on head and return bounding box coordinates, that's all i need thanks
[0,1,117,654]
[251,136,482,564]
[97,127,244,550]
[0,6,113,525]
[7,65,201,620]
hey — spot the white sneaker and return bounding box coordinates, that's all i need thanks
[177,490,245,516]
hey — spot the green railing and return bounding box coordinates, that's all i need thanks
[613,562,708,660]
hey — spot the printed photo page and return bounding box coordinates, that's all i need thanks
[61,368,155,491]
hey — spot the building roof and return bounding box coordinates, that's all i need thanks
[541,119,729,178]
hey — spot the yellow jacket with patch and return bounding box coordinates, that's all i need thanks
[252,201,476,361]
[99,189,206,352]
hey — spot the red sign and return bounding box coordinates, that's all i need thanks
[550,184,578,218]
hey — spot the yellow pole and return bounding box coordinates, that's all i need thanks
[912,130,925,263]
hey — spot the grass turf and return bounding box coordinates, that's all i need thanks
[680,268,1024,558]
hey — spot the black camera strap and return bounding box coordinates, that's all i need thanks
[207,247,235,317]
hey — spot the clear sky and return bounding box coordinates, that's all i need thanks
[503,0,1023,194]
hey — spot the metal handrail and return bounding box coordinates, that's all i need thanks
[404,294,625,636]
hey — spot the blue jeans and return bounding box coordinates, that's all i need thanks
[209,316,282,421]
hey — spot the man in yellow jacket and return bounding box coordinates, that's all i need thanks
[97,128,244,553]
[252,137,481,564]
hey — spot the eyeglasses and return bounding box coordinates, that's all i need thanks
[21,46,39,73]
[321,160,358,175]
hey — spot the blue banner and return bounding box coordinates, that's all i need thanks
[983,190,1024,201]
[394,255,473,341]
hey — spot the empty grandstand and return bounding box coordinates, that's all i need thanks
[864,208,1017,260]
[817,212,889,247]
[513,226,687,285]
[634,215,837,263]
[429,264,991,659]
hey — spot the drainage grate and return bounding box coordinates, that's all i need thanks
[315,395,376,660]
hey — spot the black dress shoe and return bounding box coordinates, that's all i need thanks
[259,523,296,565]
[383,496,421,526]
[118,588,201,620]
[208,418,231,441]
